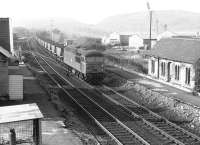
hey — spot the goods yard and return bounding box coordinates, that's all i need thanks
[19,37,200,145]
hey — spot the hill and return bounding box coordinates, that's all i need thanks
[14,10,200,37]
[96,10,200,34]
[14,17,108,38]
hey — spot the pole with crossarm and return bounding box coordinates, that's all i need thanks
[147,1,152,50]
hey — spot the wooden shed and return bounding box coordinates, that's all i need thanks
[0,103,43,145]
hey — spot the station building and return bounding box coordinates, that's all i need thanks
[146,38,200,92]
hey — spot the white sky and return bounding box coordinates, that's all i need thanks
[1,0,200,24]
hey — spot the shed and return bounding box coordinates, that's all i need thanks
[8,66,23,100]
[0,103,43,145]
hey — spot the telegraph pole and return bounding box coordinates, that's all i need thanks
[149,10,152,50]
[50,19,54,42]
[147,1,152,50]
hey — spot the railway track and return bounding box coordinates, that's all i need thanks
[63,70,200,145]
[33,54,150,145]
[98,85,200,145]
[27,39,200,144]
[32,55,181,145]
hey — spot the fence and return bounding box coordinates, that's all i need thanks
[105,54,148,74]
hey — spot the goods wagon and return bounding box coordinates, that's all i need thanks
[51,44,56,54]
[47,43,51,51]
[44,42,47,49]
[55,43,65,60]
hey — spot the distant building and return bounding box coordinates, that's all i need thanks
[146,38,200,92]
[120,34,131,46]
[0,18,14,55]
[143,38,157,50]
[128,34,144,51]
[101,36,110,45]
[64,39,74,46]
[157,31,177,41]
[102,32,131,46]
[108,32,121,46]
[128,33,157,50]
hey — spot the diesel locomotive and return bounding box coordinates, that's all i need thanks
[36,37,104,82]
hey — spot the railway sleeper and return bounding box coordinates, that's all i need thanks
[161,140,177,145]
[175,135,195,141]
[162,128,182,133]
[130,108,148,113]
[112,132,133,137]
[180,138,200,144]
[152,122,169,127]
[190,142,200,145]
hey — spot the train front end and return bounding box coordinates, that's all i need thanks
[85,51,104,83]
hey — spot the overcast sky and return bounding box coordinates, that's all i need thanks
[1,0,200,25]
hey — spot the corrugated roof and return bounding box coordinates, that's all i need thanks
[145,38,200,64]
[0,103,43,123]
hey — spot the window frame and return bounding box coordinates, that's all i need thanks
[185,67,191,85]
[175,65,180,80]
[161,62,166,76]
[151,60,155,74]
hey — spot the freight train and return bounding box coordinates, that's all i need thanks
[35,37,104,83]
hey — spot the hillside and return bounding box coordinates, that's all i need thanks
[14,10,200,37]
[96,10,200,34]
[14,17,108,38]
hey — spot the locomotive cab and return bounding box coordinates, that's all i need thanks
[84,51,104,83]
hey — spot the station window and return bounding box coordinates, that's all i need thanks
[151,60,155,74]
[185,67,191,85]
[175,65,180,80]
[161,62,165,76]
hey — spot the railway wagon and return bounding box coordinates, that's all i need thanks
[63,47,104,82]
[44,41,48,49]
[55,43,65,60]
[47,43,51,51]
[51,44,56,54]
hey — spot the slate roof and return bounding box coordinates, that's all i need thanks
[145,38,200,64]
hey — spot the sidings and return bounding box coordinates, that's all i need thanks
[9,75,23,100]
